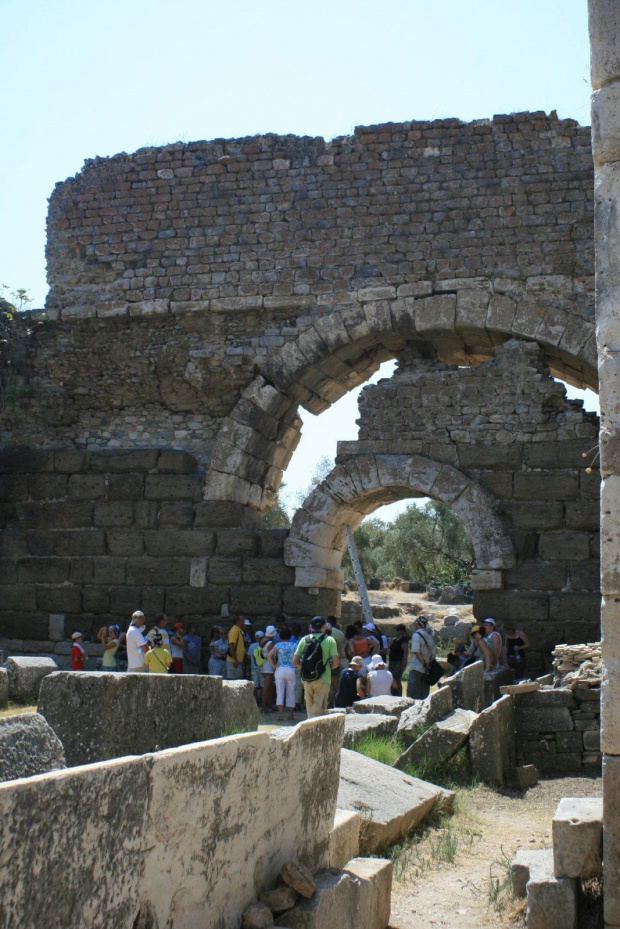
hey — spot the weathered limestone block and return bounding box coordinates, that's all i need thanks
[446,661,484,712]
[589,0,620,91]
[0,754,149,929]
[141,718,343,928]
[342,712,398,748]
[242,902,273,928]
[6,656,59,703]
[0,711,65,782]
[604,755,620,926]
[328,809,360,870]
[338,748,454,853]
[511,847,552,898]
[552,797,602,879]
[515,707,574,733]
[483,667,515,707]
[526,848,578,929]
[274,858,392,929]
[469,695,515,785]
[259,885,299,915]
[38,672,258,766]
[351,696,414,718]
[397,686,453,745]
[394,708,478,772]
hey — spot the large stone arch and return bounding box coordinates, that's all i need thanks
[204,284,597,511]
[283,454,514,593]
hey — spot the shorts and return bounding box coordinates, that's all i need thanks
[251,668,265,687]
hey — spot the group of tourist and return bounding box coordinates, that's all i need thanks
[69,608,530,720]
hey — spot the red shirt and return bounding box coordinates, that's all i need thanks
[71,643,85,670]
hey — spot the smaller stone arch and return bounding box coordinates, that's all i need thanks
[284,454,515,593]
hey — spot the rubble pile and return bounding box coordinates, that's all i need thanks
[552,643,602,688]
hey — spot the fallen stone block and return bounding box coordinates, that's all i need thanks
[397,686,453,746]
[274,858,392,929]
[259,885,299,914]
[525,847,577,929]
[281,861,316,899]
[552,797,602,879]
[511,847,552,898]
[446,660,484,712]
[38,671,258,766]
[394,708,478,772]
[342,712,398,748]
[506,765,539,790]
[352,695,414,718]
[483,667,515,707]
[243,902,273,928]
[338,748,453,853]
[6,656,59,704]
[0,712,66,782]
[328,809,360,870]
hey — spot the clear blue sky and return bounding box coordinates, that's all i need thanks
[1,0,595,519]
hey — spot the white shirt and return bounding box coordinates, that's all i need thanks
[410,629,436,673]
[367,668,393,697]
[126,624,147,670]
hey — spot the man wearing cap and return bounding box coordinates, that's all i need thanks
[126,611,149,673]
[407,616,437,700]
[260,625,278,712]
[71,632,86,671]
[388,623,409,696]
[293,617,339,718]
[248,629,265,702]
[226,615,246,680]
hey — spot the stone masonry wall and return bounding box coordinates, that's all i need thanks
[0,448,343,656]
[514,686,601,772]
[334,340,600,672]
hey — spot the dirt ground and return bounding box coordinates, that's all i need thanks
[389,774,602,929]
[343,587,475,636]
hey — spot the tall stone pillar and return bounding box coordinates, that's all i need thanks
[589,2,620,923]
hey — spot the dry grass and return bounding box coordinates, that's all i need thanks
[0,703,36,718]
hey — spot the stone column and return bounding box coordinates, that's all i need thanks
[589,2,620,924]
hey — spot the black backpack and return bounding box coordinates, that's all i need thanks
[300,633,328,682]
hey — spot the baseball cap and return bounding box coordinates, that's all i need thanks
[256,629,264,638]
[265,625,277,637]
[484,617,496,627]
[310,616,326,631]
[71,631,83,640]
[244,619,252,626]
[350,656,364,667]
[173,622,184,630]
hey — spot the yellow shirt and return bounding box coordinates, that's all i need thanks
[144,647,172,673]
[226,625,245,663]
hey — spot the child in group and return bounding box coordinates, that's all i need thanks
[144,633,173,674]
[71,631,86,671]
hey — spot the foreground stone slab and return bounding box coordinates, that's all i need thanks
[525,846,577,929]
[140,717,344,928]
[0,712,65,782]
[394,708,478,772]
[552,797,603,879]
[469,695,515,785]
[338,748,453,853]
[38,671,258,766]
[342,712,398,748]
[6,656,58,703]
[396,686,453,746]
[328,809,361,870]
[0,754,149,928]
[351,696,414,718]
[274,858,392,929]
[511,847,552,898]
[483,667,515,707]
[445,660,484,712]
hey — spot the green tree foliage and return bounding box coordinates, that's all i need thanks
[261,486,291,529]
[342,501,474,585]
[0,286,34,406]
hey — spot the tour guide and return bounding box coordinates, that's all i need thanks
[293,616,339,718]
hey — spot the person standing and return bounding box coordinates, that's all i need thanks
[208,626,229,676]
[146,613,171,652]
[502,623,530,677]
[101,624,121,671]
[293,616,339,719]
[170,622,185,674]
[248,629,266,702]
[334,655,364,708]
[71,632,86,671]
[388,623,409,696]
[260,625,278,712]
[267,627,297,721]
[144,633,173,673]
[226,615,246,680]
[126,611,149,673]
[406,617,436,700]
[183,623,202,674]
[483,618,503,669]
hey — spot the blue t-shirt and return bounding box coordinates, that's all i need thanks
[274,640,296,668]
[183,634,201,665]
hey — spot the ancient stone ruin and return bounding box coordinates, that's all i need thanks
[0,111,601,669]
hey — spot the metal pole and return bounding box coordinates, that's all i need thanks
[344,524,375,627]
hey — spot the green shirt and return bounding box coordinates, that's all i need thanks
[294,633,339,685]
